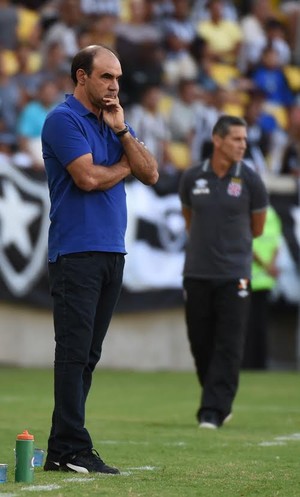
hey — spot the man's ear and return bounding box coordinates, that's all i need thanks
[76,69,87,85]
[212,134,222,149]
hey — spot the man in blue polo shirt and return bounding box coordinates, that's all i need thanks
[179,115,268,429]
[42,45,159,473]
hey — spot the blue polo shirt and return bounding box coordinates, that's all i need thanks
[42,95,133,261]
[179,160,269,280]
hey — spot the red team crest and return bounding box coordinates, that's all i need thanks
[227,179,242,197]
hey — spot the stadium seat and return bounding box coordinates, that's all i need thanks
[284,65,300,92]
[168,141,191,169]
[210,63,241,88]
[263,103,288,129]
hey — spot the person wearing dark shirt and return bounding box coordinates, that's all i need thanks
[179,115,268,429]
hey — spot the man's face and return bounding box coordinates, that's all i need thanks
[84,52,122,111]
[216,125,247,163]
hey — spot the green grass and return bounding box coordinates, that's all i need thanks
[0,368,300,496]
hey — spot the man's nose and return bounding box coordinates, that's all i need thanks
[109,79,119,90]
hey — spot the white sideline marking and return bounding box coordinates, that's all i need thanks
[98,440,187,447]
[0,494,17,497]
[21,485,60,491]
[126,466,157,471]
[259,433,300,447]
[165,441,187,447]
[97,440,149,445]
[275,433,300,441]
[63,477,96,483]
[259,441,285,446]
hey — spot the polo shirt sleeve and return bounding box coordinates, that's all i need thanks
[42,110,92,168]
[248,170,269,213]
[178,169,192,208]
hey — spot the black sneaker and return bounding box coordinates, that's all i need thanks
[199,410,232,429]
[199,410,221,429]
[60,449,120,474]
[44,458,60,471]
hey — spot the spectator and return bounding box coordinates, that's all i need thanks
[280,104,300,176]
[115,0,163,105]
[80,0,120,16]
[250,45,295,109]
[161,0,198,88]
[126,84,174,172]
[115,0,162,55]
[196,0,243,65]
[189,36,219,95]
[191,0,238,23]
[0,49,22,135]
[38,41,68,80]
[264,17,291,67]
[82,13,119,50]
[239,0,280,73]
[242,89,278,176]
[190,87,226,162]
[243,205,282,369]
[16,79,60,169]
[167,78,203,146]
[11,42,43,105]
[279,1,300,64]
[41,0,83,60]
[0,0,19,50]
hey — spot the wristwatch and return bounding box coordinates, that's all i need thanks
[115,124,129,137]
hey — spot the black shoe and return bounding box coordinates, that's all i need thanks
[199,410,232,429]
[44,458,60,471]
[199,410,222,429]
[60,449,120,474]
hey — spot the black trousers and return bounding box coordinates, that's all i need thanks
[47,252,124,463]
[183,277,251,420]
[242,289,269,370]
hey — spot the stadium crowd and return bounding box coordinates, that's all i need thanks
[0,0,300,178]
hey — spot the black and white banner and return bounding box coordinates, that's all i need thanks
[0,163,298,311]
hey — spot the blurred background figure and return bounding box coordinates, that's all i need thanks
[41,0,83,60]
[248,44,296,131]
[279,0,300,65]
[0,49,22,137]
[191,0,238,22]
[250,45,295,109]
[81,13,119,50]
[280,104,300,177]
[243,205,283,370]
[115,0,164,107]
[264,17,291,67]
[242,89,278,176]
[80,0,120,17]
[196,0,242,65]
[10,42,43,106]
[239,0,278,73]
[0,0,19,50]
[16,79,60,171]
[160,0,198,89]
[167,78,202,147]
[126,84,176,173]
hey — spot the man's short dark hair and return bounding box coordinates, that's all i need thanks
[212,115,247,138]
[70,44,119,85]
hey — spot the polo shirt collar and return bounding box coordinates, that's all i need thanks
[65,94,95,117]
[203,159,242,177]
